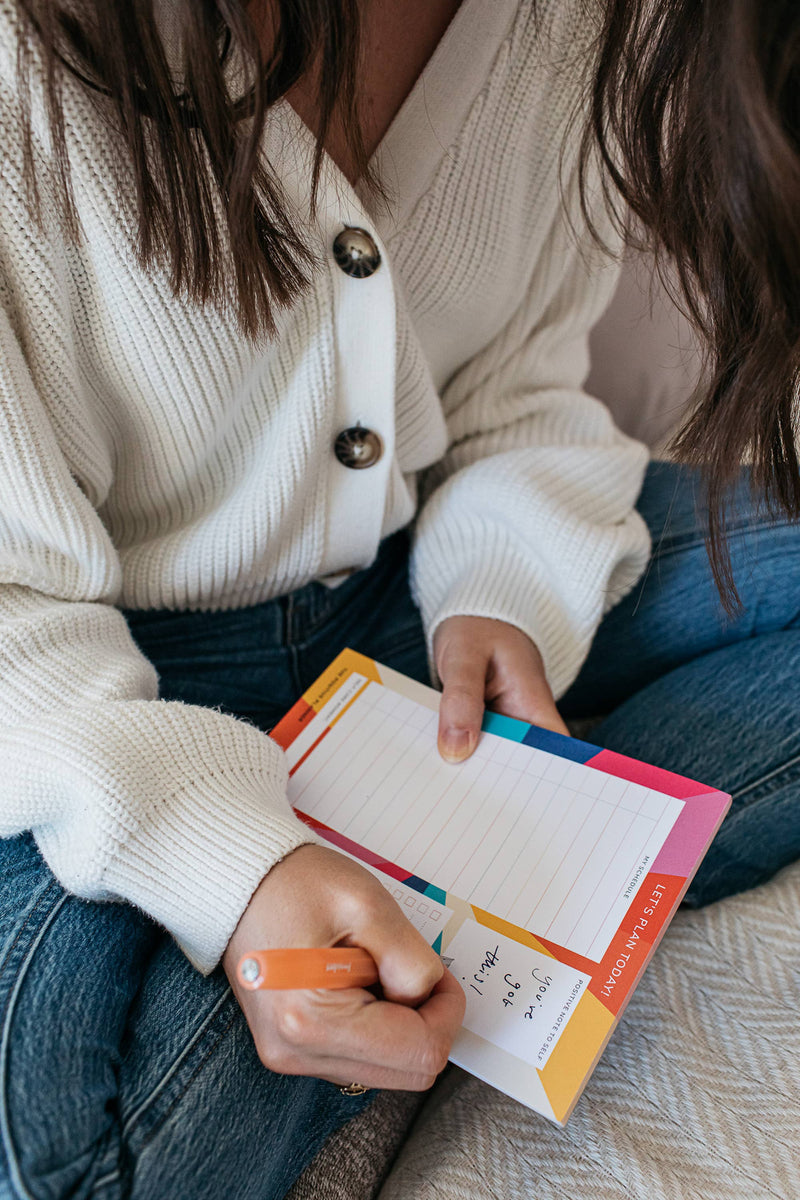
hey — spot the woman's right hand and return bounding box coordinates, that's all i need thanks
[223,844,466,1091]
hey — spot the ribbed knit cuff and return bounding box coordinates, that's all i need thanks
[415,545,589,700]
[94,708,324,974]
[20,699,321,974]
[103,797,316,975]
[412,516,648,701]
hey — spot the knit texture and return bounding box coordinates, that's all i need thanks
[0,0,649,969]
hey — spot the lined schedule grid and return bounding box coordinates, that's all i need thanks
[287,682,684,963]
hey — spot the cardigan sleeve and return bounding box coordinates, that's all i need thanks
[0,223,314,974]
[409,157,651,699]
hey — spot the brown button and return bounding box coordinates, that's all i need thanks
[333,227,381,279]
[334,426,383,469]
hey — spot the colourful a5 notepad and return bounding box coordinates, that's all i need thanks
[271,649,730,1124]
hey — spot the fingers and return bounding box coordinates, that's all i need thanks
[360,892,444,1006]
[490,659,569,735]
[319,1059,439,1091]
[340,970,464,1073]
[434,616,570,753]
[224,847,466,1092]
[257,970,465,1091]
[319,973,463,1075]
[485,630,569,736]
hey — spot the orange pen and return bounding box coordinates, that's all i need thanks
[237,947,379,991]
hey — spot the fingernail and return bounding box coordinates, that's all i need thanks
[439,729,473,763]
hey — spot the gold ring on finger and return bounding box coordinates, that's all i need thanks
[339,1082,370,1096]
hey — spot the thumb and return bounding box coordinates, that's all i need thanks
[436,645,488,763]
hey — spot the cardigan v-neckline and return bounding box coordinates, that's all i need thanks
[280,0,519,232]
[367,0,518,227]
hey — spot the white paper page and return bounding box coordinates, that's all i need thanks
[288,681,683,962]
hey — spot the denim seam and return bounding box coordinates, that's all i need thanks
[288,640,304,699]
[650,518,796,561]
[283,593,294,647]
[0,893,68,1200]
[729,749,800,804]
[134,1011,240,1157]
[0,879,62,991]
[89,987,235,1193]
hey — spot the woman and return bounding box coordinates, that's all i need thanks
[0,1,798,1197]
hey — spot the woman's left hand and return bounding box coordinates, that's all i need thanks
[433,616,569,762]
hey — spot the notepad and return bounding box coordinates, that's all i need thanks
[272,649,730,1124]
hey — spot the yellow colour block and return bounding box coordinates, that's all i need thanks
[537,991,615,1124]
[470,906,557,960]
[304,648,382,712]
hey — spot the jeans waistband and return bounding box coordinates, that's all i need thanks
[123,528,411,651]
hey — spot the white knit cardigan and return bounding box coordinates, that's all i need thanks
[0,0,650,971]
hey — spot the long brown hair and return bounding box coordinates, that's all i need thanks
[16,0,372,338]
[585,0,800,603]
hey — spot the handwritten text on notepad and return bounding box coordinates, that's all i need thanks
[445,920,588,1069]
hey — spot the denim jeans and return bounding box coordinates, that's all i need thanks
[2,462,800,1198]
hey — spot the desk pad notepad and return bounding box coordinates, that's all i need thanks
[271,649,730,1124]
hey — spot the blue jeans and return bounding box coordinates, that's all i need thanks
[2,462,799,1198]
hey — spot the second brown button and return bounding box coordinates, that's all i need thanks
[334,426,383,469]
